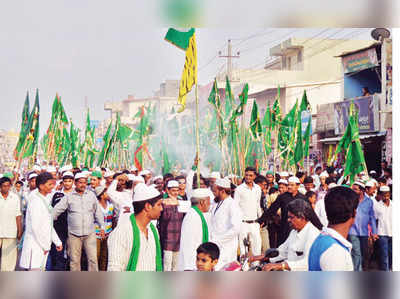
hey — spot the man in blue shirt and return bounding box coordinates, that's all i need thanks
[308,186,359,271]
[348,181,378,271]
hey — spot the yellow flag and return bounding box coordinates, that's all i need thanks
[177,33,197,112]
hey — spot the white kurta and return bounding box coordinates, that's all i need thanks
[107,214,157,271]
[107,180,133,219]
[210,196,242,270]
[314,199,328,227]
[177,208,210,271]
[20,190,61,270]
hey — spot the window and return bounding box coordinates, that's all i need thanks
[297,50,303,63]
[287,56,292,70]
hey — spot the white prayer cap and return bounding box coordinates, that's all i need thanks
[369,170,377,175]
[104,171,114,178]
[288,172,294,176]
[215,178,231,189]
[133,185,160,202]
[365,180,375,188]
[328,183,338,189]
[210,172,221,180]
[139,169,151,176]
[75,172,87,180]
[131,166,138,172]
[47,166,57,173]
[82,170,91,177]
[319,171,329,178]
[167,180,179,188]
[33,165,41,172]
[288,176,300,184]
[191,188,210,199]
[353,180,365,189]
[0,174,3,179]
[380,186,390,192]
[94,186,107,197]
[133,176,145,183]
[278,179,288,185]
[134,182,146,192]
[127,174,136,181]
[28,173,38,180]
[153,175,163,181]
[280,171,289,177]
[62,171,74,179]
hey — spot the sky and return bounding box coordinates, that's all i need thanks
[0,2,375,134]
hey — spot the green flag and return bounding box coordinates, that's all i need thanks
[225,76,233,119]
[98,121,112,167]
[262,105,272,155]
[23,89,40,159]
[271,86,282,130]
[278,99,297,165]
[342,102,366,184]
[250,100,262,140]
[15,91,30,159]
[230,83,248,122]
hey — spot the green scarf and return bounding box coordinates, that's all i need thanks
[126,214,163,271]
[192,206,209,243]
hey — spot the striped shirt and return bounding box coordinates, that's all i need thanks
[96,201,115,238]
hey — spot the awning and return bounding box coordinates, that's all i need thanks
[319,132,386,143]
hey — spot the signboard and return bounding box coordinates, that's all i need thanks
[333,95,379,135]
[316,103,335,133]
[342,48,378,74]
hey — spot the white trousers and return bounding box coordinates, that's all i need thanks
[239,222,261,256]
[0,238,17,271]
[163,250,179,271]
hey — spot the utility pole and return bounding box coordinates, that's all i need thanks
[219,39,240,81]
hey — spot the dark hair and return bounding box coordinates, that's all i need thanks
[15,180,23,186]
[269,187,278,195]
[377,177,387,184]
[304,176,314,184]
[122,169,130,175]
[101,167,107,172]
[197,242,220,261]
[254,175,267,185]
[0,177,11,186]
[315,166,322,172]
[275,173,281,182]
[245,167,257,174]
[287,198,313,220]
[36,172,55,189]
[383,168,392,176]
[326,166,335,174]
[132,194,162,215]
[72,168,81,175]
[325,177,336,185]
[163,173,174,181]
[193,175,208,189]
[305,191,316,199]
[175,175,185,181]
[125,180,133,189]
[113,172,122,180]
[296,172,305,179]
[216,185,231,195]
[324,186,359,225]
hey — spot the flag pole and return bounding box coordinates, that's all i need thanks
[195,84,201,188]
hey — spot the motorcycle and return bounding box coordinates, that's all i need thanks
[222,237,279,271]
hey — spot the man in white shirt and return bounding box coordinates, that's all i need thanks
[374,186,392,271]
[234,167,263,258]
[0,177,23,271]
[107,184,163,271]
[308,186,359,271]
[106,174,133,220]
[178,188,211,271]
[261,199,321,271]
[210,178,242,270]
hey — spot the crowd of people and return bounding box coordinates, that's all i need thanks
[0,160,392,271]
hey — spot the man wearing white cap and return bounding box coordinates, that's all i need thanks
[22,172,38,212]
[158,180,189,271]
[178,188,211,271]
[208,172,221,188]
[52,172,105,271]
[373,186,392,271]
[130,166,138,176]
[103,171,115,188]
[139,170,152,185]
[108,184,163,271]
[234,167,263,259]
[210,178,242,270]
[106,173,133,221]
